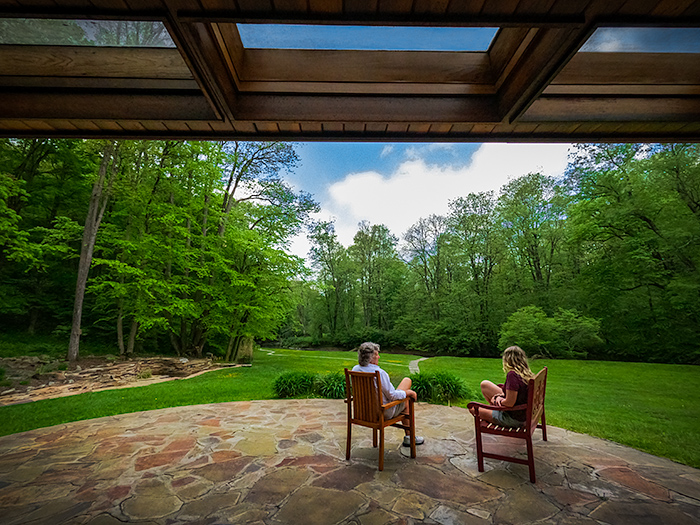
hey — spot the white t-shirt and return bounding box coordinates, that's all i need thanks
[352,363,407,406]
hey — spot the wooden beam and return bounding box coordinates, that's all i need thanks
[522,96,700,121]
[0,76,199,90]
[496,26,592,123]
[0,91,218,120]
[238,49,494,84]
[230,93,500,122]
[551,52,700,86]
[235,80,495,95]
[177,11,586,26]
[0,45,193,79]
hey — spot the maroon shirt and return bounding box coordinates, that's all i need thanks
[498,371,528,421]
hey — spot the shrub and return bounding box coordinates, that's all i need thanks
[315,372,346,399]
[410,371,471,405]
[137,369,152,380]
[499,306,603,359]
[0,367,4,381]
[273,371,317,398]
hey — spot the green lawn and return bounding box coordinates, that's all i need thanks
[1,348,698,469]
[420,357,700,469]
[0,348,416,438]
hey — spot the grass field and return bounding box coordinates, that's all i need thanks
[1,347,699,469]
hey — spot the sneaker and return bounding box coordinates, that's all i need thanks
[402,435,424,446]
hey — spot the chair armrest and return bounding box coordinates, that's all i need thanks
[344,396,353,404]
[381,398,406,410]
[467,401,527,413]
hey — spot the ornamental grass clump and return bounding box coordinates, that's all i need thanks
[315,372,346,399]
[410,371,471,405]
[273,371,317,398]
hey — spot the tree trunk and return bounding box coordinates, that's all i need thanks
[117,297,126,355]
[224,334,239,362]
[67,141,118,362]
[27,308,38,335]
[126,319,139,355]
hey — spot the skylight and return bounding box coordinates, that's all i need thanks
[0,18,175,47]
[236,24,498,52]
[581,27,700,53]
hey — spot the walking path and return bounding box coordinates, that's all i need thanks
[408,357,429,374]
[1,399,699,524]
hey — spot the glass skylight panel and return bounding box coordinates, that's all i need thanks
[236,24,498,51]
[0,19,176,47]
[581,27,700,53]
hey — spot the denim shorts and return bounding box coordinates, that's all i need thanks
[492,409,525,428]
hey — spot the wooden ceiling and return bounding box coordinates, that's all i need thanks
[1,0,700,142]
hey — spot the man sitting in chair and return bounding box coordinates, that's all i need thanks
[352,341,425,447]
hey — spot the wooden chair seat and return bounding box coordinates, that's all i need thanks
[467,367,548,482]
[344,368,416,471]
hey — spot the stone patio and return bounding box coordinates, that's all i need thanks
[0,399,698,524]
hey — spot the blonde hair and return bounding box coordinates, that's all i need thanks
[502,346,535,381]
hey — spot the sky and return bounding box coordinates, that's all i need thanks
[284,142,573,259]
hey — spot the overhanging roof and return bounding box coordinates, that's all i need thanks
[1,0,700,142]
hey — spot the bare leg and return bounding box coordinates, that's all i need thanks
[469,380,502,422]
[397,377,412,434]
[473,407,497,424]
[480,380,504,404]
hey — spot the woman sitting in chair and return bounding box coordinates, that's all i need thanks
[469,345,535,428]
[352,342,424,446]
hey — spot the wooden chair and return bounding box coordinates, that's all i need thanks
[344,368,416,471]
[467,367,548,483]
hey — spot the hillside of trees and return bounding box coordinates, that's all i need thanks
[0,139,316,362]
[285,144,700,364]
[1,140,699,364]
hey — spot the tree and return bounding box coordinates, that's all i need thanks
[68,141,120,362]
[349,222,403,331]
[497,172,567,307]
[308,220,356,341]
[445,192,504,353]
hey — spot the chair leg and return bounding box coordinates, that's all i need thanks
[474,418,484,473]
[409,402,416,459]
[378,427,385,471]
[526,436,536,483]
[346,422,352,460]
[540,409,547,442]
[373,428,378,448]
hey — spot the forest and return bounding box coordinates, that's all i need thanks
[1,140,699,364]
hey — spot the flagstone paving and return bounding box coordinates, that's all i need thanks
[0,399,699,524]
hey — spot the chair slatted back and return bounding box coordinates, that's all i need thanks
[526,367,547,434]
[346,370,383,424]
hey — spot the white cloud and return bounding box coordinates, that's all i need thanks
[380,145,394,158]
[288,143,572,259]
[322,143,572,247]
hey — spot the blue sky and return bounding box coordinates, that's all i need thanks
[237,24,498,51]
[285,143,573,258]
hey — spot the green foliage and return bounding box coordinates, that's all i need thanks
[315,372,346,399]
[273,371,317,398]
[137,369,152,380]
[273,370,347,399]
[410,371,471,404]
[0,367,5,381]
[499,306,603,359]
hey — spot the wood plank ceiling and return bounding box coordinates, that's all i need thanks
[1,0,700,142]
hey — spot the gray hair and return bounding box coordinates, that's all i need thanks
[358,342,379,366]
